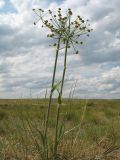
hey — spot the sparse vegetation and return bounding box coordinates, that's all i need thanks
[0,7,119,160]
[0,99,120,159]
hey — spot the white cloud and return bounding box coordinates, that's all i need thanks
[0,0,5,8]
[0,0,120,98]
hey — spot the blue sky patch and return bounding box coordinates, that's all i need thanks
[0,0,17,13]
[47,0,62,5]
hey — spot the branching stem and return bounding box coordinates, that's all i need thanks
[44,36,61,159]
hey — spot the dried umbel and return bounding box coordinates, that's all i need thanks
[33,8,93,54]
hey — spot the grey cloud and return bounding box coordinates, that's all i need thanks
[0,23,51,57]
[0,0,120,98]
[0,24,15,36]
[91,7,114,21]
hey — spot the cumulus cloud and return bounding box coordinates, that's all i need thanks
[0,0,120,98]
[0,0,5,8]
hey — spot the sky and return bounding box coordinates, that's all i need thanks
[0,0,120,99]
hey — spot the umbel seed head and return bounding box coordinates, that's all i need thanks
[80,42,83,44]
[53,43,57,46]
[68,10,72,15]
[33,7,92,54]
[48,9,52,14]
[76,51,79,54]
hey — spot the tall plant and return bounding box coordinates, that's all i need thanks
[33,8,92,159]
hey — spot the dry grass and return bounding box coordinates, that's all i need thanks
[0,99,120,159]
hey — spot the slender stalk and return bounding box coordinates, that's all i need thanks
[53,16,71,160]
[71,80,77,99]
[44,36,61,159]
[60,42,69,96]
[72,99,87,148]
[53,40,69,159]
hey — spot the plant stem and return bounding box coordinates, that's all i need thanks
[53,15,71,160]
[53,40,69,159]
[44,37,61,159]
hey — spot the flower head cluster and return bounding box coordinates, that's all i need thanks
[33,8,93,54]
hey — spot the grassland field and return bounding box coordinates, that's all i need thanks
[0,99,120,160]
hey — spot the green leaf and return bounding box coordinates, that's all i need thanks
[56,88,62,104]
[57,116,65,143]
[51,81,61,93]
[58,92,62,104]
[37,129,45,147]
